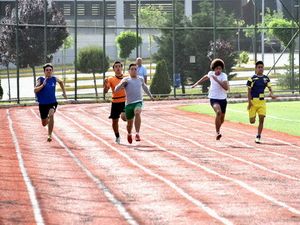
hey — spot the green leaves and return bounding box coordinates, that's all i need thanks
[150,60,171,96]
[77,46,109,74]
[115,31,142,59]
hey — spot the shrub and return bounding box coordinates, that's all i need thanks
[150,60,171,96]
[238,51,250,65]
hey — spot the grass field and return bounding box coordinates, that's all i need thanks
[179,101,300,136]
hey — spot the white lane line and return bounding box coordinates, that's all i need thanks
[30,109,139,225]
[162,110,300,150]
[7,109,45,225]
[82,108,300,217]
[142,120,300,182]
[156,116,299,161]
[99,107,300,179]
[60,110,234,225]
[227,108,300,123]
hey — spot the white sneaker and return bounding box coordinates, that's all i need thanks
[255,135,261,144]
[115,137,121,144]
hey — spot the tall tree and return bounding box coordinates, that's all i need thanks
[0,5,15,101]
[77,46,109,98]
[154,2,189,93]
[139,5,167,76]
[0,0,69,86]
[115,31,142,70]
[155,0,238,94]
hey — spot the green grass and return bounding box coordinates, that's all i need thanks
[179,101,300,136]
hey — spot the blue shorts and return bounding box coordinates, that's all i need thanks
[210,99,227,114]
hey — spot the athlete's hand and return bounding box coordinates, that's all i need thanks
[191,84,197,88]
[62,93,67,99]
[42,78,48,86]
[270,93,276,99]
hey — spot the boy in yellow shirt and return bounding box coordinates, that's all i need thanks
[247,61,275,143]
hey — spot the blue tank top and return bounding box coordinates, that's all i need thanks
[36,76,57,104]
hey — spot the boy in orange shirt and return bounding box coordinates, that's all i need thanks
[104,61,126,144]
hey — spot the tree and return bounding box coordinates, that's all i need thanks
[155,0,238,93]
[0,5,14,101]
[115,31,142,69]
[154,2,189,93]
[61,36,73,85]
[77,46,109,98]
[244,9,297,90]
[150,60,171,96]
[0,0,69,87]
[139,5,167,77]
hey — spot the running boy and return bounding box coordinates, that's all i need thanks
[247,61,275,143]
[192,59,229,140]
[115,63,154,144]
[34,63,67,142]
[104,61,127,144]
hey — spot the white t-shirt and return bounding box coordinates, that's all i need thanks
[207,71,228,99]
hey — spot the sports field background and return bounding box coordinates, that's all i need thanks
[179,101,300,136]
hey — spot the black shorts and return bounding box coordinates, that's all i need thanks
[109,102,125,119]
[39,102,58,120]
[210,99,227,114]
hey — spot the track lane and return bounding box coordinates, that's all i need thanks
[9,108,131,225]
[0,109,36,225]
[66,106,300,224]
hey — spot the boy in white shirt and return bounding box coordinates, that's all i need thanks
[192,59,229,140]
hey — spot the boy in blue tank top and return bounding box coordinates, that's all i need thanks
[34,63,67,142]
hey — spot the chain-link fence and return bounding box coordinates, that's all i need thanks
[0,0,299,103]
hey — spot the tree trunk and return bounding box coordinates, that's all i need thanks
[6,64,11,102]
[93,72,98,98]
[123,59,127,74]
[31,66,37,87]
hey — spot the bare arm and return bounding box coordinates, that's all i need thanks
[268,86,276,99]
[34,78,45,93]
[57,78,67,99]
[247,88,252,110]
[212,75,229,91]
[191,75,209,88]
[142,80,154,100]
[114,78,127,93]
[103,78,110,94]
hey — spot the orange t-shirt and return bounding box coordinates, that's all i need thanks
[106,75,126,103]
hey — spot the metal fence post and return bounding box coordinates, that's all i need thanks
[16,0,20,104]
[74,0,78,101]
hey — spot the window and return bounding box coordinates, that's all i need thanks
[63,3,71,16]
[77,3,85,16]
[106,2,116,17]
[91,3,100,16]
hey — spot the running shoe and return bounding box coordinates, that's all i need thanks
[127,134,133,144]
[115,137,121,144]
[216,133,222,140]
[255,135,261,144]
[135,134,141,142]
[47,135,52,142]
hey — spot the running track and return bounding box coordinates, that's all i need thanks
[1,99,300,225]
